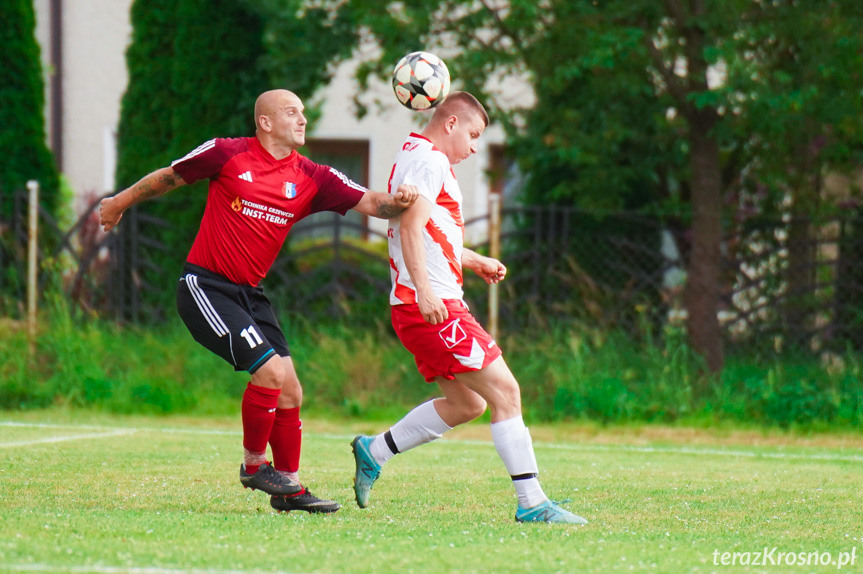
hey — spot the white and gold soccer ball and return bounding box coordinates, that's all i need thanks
[392,51,451,111]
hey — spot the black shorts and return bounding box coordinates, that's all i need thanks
[176,263,289,374]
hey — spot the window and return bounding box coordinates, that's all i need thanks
[487,143,523,205]
[298,139,370,239]
[488,143,508,197]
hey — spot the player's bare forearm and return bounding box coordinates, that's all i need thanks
[401,225,432,296]
[353,185,419,219]
[374,193,407,219]
[133,168,184,201]
[119,167,184,205]
[100,167,186,232]
[400,199,448,324]
[401,224,445,323]
[462,248,483,271]
[463,248,507,284]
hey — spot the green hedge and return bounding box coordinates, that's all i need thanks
[0,0,59,217]
[114,0,178,191]
[3,293,861,430]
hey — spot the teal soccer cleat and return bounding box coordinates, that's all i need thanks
[351,435,381,508]
[515,500,589,525]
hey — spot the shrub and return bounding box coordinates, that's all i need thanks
[0,0,60,219]
[2,286,861,430]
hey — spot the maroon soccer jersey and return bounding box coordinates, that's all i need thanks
[171,137,367,286]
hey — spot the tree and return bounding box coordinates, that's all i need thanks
[250,0,360,107]
[722,1,863,346]
[0,0,60,218]
[338,0,863,378]
[339,0,727,373]
[114,0,179,191]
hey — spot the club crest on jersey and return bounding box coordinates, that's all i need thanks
[284,182,297,199]
[438,318,466,349]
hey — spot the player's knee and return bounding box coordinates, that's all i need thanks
[464,396,487,420]
[253,373,283,391]
[250,356,287,389]
[490,376,522,415]
[499,375,521,400]
[278,378,302,407]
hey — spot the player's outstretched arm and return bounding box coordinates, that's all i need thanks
[463,248,507,285]
[100,167,187,232]
[352,184,419,219]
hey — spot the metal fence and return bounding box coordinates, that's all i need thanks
[3,188,863,354]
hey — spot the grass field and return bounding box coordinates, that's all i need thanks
[1,410,862,574]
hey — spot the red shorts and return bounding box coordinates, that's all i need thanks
[391,300,503,382]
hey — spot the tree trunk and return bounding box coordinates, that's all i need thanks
[685,111,725,375]
[784,140,819,348]
[785,214,815,347]
[834,210,863,351]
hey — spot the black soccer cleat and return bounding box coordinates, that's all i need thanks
[239,462,303,495]
[270,488,341,514]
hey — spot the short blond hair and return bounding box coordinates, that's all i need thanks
[431,91,489,127]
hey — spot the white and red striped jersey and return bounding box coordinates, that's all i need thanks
[387,133,465,305]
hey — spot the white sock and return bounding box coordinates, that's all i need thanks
[243,449,266,470]
[277,470,299,484]
[491,415,548,509]
[369,400,452,465]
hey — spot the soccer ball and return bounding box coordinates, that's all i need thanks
[392,51,451,111]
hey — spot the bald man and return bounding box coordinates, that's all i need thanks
[100,89,419,514]
[350,92,588,524]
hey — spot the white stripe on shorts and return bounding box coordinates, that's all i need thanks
[185,274,229,337]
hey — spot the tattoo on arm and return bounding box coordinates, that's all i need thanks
[131,181,158,203]
[374,195,404,219]
[158,171,182,188]
[132,171,181,202]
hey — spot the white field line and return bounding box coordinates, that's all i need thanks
[328,434,863,463]
[541,440,863,463]
[2,421,862,463]
[0,429,133,448]
[3,564,303,574]
[0,421,237,436]
[315,433,863,463]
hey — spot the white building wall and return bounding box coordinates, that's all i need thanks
[33,0,52,146]
[35,0,133,205]
[62,1,132,198]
